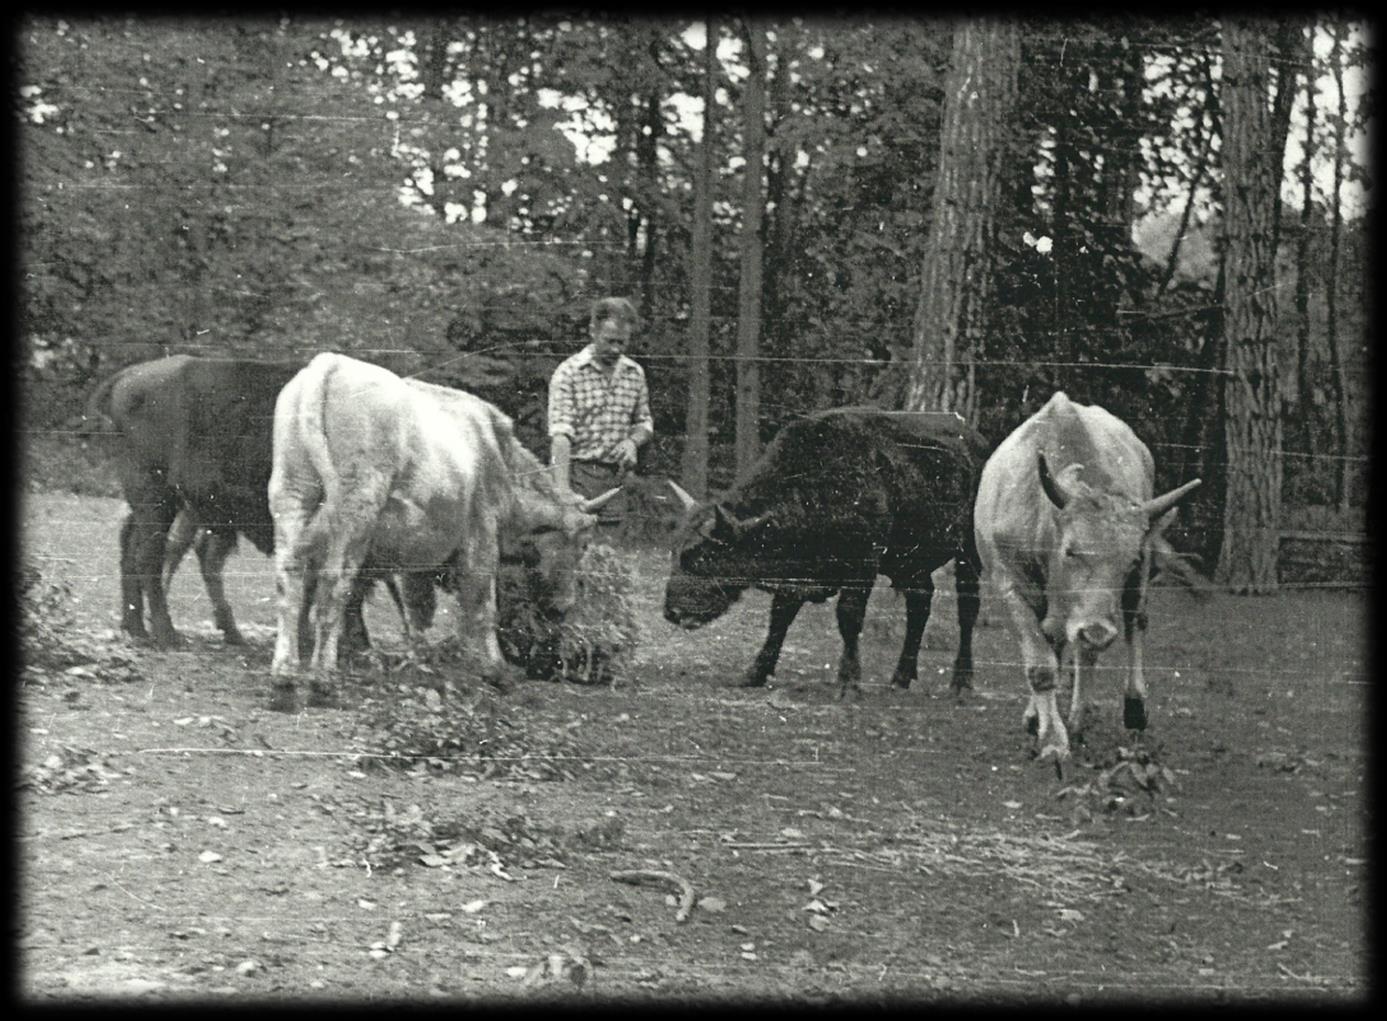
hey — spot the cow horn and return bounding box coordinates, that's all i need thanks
[580,487,622,513]
[667,479,699,513]
[715,504,771,538]
[1141,478,1201,520]
[1037,453,1071,510]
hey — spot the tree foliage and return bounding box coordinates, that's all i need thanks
[19,14,1371,528]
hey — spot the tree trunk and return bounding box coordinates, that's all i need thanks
[680,16,717,497]
[638,88,662,311]
[1216,17,1283,594]
[1326,22,1351,512]
[1292,26,1318,476]
[902,18,1019,423]
[734,21,767,477]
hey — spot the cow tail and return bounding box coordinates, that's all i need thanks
[1150,535,1214,601]
[82,366,126,436]
[293,357,344,560]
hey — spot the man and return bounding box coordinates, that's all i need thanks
[547,296,654,529]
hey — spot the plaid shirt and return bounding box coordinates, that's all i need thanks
[547,345,654,462]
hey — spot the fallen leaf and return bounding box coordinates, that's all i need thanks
[198,851,223,864]
[385,922,403,949]
[698,896,727,914]
[505,966,529,979]
[803,899,830,914]
[780,827,805,839]
[460,899,487,914]
[234,960,258,976]
[808,914,831,932]
[807,879,825,896]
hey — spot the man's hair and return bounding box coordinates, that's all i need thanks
[589,296,638,331]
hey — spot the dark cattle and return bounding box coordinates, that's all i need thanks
[974,391,1202,763]
[268,353,617,707]
[161,508,435,647]
[663,407,989,698]
[87,356,417,652]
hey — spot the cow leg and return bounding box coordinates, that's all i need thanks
[341,573,374,660]
[1122,579,1150,731]
[298,570,318,663]
[999,585,1069,762]
[454,524,506,689]
[161,509,199,595]
[270,501,316,693]
[744,591,805,686]
[890,582,933,690]
[307,530,373,704]
[834,582,873,700]
[1067,645,1100,737]
[950,553,981,693]
[118,513,149,640]
[194,527,245,645]
[129,497,182,647]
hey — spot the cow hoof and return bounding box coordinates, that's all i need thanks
[151,631,189,650]
[1123,697,1148,731]
[268,687,298,713]
[307,687,339,709]
[889,672,914,690]
[736,674,769,688]
[222,630,247,647]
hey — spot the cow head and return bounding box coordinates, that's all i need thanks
[1037,453,1200,652]
[513,486,620,613]
[662,480,774,628]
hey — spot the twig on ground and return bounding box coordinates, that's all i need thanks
[610,868,696,923]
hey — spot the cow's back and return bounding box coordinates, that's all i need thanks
[733,407,982,581]
[975,392,1155,579]
[279,355,516,567]
[106,356,301,553]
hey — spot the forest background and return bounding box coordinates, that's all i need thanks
[17,14,1372,592]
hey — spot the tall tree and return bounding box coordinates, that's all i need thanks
[1325,21,1352,512]
[902,18,1019,421]
[681,17,717,497]
[1292,23,1319,464]
[734,21,767,475]
[1216,17,1282,593]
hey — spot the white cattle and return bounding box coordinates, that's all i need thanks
[267,353,615,707]
[974,392,1201,763]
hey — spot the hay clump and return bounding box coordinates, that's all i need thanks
[496,542,641,685]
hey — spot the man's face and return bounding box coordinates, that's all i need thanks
[591,311,633,367]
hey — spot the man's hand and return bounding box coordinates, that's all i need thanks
[614,437,639,469]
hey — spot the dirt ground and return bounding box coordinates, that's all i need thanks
[18,491,1368,1003]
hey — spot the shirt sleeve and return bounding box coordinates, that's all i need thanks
[547,361,577,440]
[630,366,654,437]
